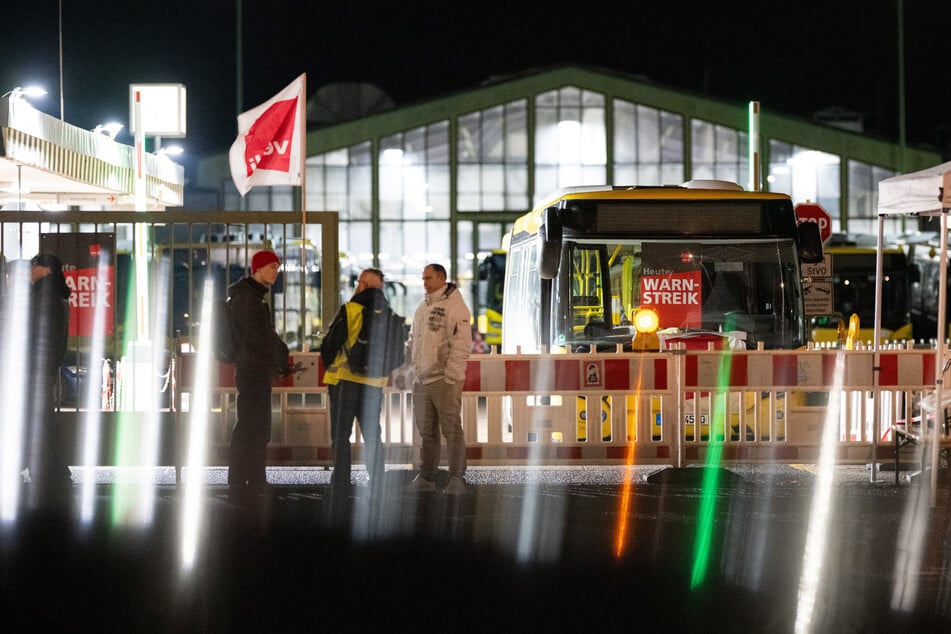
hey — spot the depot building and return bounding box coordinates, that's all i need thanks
[194,64,942,311]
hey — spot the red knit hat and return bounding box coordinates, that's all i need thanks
[251,250,280,274]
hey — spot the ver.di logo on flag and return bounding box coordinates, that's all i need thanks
[242,97,297,176]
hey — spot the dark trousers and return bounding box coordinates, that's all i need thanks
[328,380,385,489]
[229,373,273,497]
[25,369,71,507]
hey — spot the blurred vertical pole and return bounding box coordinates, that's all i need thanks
[133,89,149,341]
[236,0,246,211]
[236,0,243,122]
[897,0,906,172]
[58,0,64,120]
[748,101,761,192]
[130,88,153,415]
[299,73,308,351]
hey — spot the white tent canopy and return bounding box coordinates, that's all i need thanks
[878,159,951,214]
[876,163,951,499]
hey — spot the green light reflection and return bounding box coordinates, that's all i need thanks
[690,330,734,589]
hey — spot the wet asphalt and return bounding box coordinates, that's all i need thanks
[1,463,949,632]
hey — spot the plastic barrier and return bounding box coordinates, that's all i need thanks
[171,343,949,469]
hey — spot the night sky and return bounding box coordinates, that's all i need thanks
[2,0,948,168]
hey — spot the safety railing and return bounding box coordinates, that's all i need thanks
[171,342,951,471]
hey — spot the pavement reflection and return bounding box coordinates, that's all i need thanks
[1,464,949,631]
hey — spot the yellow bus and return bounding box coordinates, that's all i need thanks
[474,248,507,348]
[500,182,824,442]
[809,234,913,345]
[502,183,822,354]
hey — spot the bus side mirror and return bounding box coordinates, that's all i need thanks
[798,222,824,263]
[538,206,563,279]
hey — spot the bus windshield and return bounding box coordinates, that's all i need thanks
[554,238,804,351]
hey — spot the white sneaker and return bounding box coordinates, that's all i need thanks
[443,476,466,496]
[406,475,436,492]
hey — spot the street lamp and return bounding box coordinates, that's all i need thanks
[3,86,47,100]
[92,122,124,139]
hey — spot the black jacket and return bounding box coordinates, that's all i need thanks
[228,277,288,376]
[31,271,71,376]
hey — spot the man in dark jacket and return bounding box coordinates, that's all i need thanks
[227,250,289,507]
[26,252,72,507]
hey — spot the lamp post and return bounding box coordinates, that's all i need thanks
[123,83,186,412]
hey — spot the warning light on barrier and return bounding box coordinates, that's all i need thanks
[845,313,860,350]
[632,307,660,352]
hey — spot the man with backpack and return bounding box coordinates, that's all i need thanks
[227,249,288,507]
[321,268,397,502]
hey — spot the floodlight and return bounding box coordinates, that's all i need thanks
[93,122,124,139]
[157,145,184,158]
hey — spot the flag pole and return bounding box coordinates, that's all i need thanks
[299,73,308,350]
[299,72,307,216]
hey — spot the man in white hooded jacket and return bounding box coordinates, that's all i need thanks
[397,263,472,495]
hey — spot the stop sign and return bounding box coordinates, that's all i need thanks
[795,202,832,244]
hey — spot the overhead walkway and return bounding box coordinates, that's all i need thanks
[0,95,183,209]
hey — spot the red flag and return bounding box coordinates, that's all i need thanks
[229,74,305,196]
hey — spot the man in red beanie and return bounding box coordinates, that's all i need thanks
[227,249,288,507]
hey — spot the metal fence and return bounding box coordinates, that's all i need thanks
[1,210,340,414]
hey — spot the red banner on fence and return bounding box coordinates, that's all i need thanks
[40,233,116,336]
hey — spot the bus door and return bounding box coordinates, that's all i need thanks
[568,244,608,334]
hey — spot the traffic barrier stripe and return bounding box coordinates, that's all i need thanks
[179,349,938,392]
[684,350,936,390]
[464,357,667,393]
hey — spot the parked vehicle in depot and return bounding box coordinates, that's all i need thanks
[501,182,823,444]
[474,248,507,348]
[905,233,951,342]
[809,233,914,345]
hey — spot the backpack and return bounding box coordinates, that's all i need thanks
[215,298,237,364]
[346,304,407,377]
[320,305,348,368]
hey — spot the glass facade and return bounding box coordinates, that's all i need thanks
[216,78,914,312]
[848,160,900,236]
[457,100,529,211]
[534,87,607,202]
[613,100,684,185]
[692,120,748,186]
[768,140,841,228]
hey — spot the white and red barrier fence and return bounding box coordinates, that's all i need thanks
[173,343,950,469]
